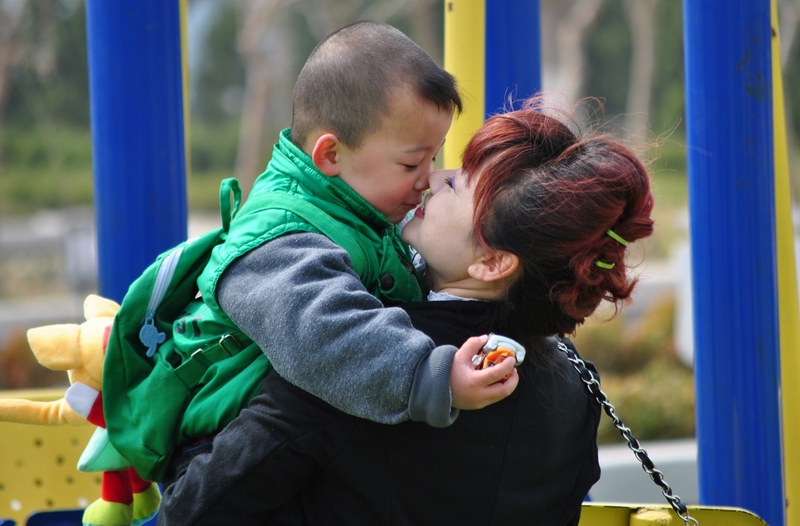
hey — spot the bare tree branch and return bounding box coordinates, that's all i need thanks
[623,0,659,145]
[234,0,295,195]
[540,0,605,104]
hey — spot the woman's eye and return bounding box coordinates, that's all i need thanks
[444,177,454,188]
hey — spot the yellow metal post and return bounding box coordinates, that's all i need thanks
[0,389,99,524]
[180,0,192,180]
[579,503,767,526]
[443,0,485,169]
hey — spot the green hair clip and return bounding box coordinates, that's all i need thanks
[595,261,615,270]
[606,229,628,246]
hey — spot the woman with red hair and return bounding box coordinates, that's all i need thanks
[159,98,655,526]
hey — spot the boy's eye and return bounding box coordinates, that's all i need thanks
[403,164,418,171]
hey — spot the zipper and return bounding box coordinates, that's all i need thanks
[139,246,184,357]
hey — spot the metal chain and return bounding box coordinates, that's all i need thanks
[557,340,700,526]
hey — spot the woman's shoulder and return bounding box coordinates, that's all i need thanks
[399,300,494,346]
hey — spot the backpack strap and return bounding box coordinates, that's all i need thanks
[219,178,242,234]
[172,332,250,389]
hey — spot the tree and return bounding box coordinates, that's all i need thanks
[0,0,29,125]
[233,0,296,192]
[622,0,659,146]
[540,0,606,105]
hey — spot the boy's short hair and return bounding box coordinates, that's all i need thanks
[291,20,462,150]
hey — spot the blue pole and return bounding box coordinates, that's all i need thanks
[683,2,784,524]
[484,0,541,117]
[85,1,188,303]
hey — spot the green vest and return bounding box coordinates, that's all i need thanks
[198,128,423,319]
[103,131,424,482]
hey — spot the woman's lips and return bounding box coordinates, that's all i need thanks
[414,206,425,219]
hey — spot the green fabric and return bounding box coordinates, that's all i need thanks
[103,135,424,482]
[103,183,248,481]
[198,128,423,318]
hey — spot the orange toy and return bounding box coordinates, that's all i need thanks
[472,334,526,378]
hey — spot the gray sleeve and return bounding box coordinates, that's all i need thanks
[216,232,459,427]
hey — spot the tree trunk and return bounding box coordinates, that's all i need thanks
[540,0,605,107]
[623,0,659,146]
[0,0,29,172]
[233,0,291,196]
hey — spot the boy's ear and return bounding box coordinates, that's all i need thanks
[311,133,342,176]
[468,250,520,283]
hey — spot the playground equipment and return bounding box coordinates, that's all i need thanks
[2,0,796,524]
[0,389,98,524]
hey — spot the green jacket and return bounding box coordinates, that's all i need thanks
[198,128,423,316]
[189,130,456,432]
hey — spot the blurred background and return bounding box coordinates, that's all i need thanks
[1,0,799,445]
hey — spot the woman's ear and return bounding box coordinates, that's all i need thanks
[311,133,342,176]
[468,250,520,283]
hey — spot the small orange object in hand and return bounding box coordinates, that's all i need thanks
[472,334,526,378]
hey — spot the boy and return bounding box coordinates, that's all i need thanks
[195,20,516,434]
[157,21,518,524]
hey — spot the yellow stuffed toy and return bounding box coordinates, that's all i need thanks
[0,294,161,526]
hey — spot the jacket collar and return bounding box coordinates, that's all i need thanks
[253,129,394,232]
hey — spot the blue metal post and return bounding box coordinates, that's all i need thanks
[484,0,541,116]
[85,1,188,302]
[683,2,784,524]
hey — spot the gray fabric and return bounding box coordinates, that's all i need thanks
[216,232,458,427]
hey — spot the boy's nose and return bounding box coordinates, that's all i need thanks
[413,169,430,192]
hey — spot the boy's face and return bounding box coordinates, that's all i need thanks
[335,89,453,223]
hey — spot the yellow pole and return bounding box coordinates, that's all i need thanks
[443,0,485,169]
[771,1,799,523]
[180,0,191,178]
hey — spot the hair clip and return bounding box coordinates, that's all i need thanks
[595,261,615,269]
[606,229,628,246]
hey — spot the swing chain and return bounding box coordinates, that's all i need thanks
[557,340,700,526]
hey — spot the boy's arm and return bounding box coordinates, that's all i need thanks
[216,232,459,426]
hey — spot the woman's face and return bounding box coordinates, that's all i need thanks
[401,167,480,291]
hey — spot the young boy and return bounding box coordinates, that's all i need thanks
[194,20,517,434]
[156,21,519,524]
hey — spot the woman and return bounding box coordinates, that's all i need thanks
[158,99,654,525]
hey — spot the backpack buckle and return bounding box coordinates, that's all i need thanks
[218,334,243,356]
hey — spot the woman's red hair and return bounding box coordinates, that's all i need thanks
[462,98,654,336]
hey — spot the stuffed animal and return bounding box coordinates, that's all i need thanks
[0,294,161,526]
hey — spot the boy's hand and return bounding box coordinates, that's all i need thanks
[450,335,519,410]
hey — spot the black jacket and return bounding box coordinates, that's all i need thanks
[158,300,601,526]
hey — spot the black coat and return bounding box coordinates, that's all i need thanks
[158,300,601,526]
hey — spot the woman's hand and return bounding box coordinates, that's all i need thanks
[450,335,519,410]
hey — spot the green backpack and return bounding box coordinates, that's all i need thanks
[103,178,374,482]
